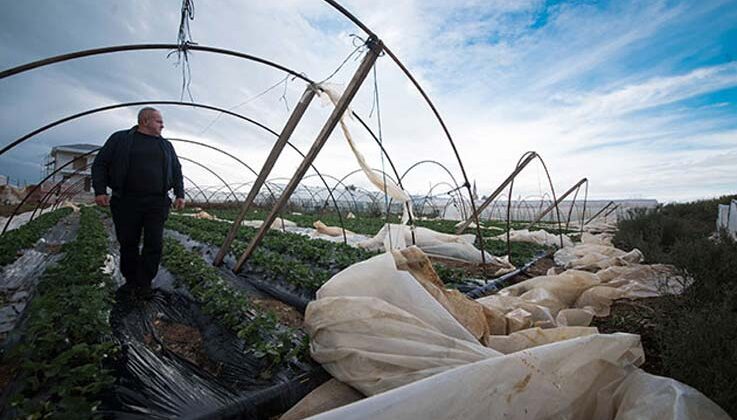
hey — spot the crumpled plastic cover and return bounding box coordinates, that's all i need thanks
[357,223,510,266]
[304,249,728,419]
[318,84,414,224]
[497,228,573,248]
[554,242,643,270]
[313,220,355,237]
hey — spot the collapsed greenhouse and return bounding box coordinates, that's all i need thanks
[0,1,733,419]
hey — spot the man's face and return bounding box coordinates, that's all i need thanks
[145,111,165,136]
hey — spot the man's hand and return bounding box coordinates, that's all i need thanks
[174,198,185,210]
[95,194,110,207]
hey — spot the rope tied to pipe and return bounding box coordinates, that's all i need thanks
[317,34,382,86]
[168,0,197,101]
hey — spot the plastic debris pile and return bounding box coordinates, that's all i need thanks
[288,229,728,419]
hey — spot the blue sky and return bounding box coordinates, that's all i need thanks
[0,0,736,202]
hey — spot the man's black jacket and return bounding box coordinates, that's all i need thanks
[91,126,184,198]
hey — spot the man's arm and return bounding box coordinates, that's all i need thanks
[172,151,185,199]
[171,146,185,210]
[91,133,116,205]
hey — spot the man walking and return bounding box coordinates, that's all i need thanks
[92,107,185,293]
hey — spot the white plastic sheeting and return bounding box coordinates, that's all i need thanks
[0,202,76,233]
[312,333,729,420]
[305,248,729,420]
[478,262,680,331]
[319,85,414,224]
[358,223,514,268]
[716,200,737,239]
[554,243,643,270]
[584,219,618,234]
[497,228,573,248]
[313,220,354,237]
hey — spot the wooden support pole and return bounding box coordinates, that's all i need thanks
[603,204,619,218]
[455,152,537,234]
[233,36,383,273]
[213,85,317,266]
[584,200,615,225]
[525,177,588,230]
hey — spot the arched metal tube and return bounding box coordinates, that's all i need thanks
[0,99,350,241]
[457,152,538,233]
[0,43,312,82]
[504,152,564,260]
[183,175,210,204]
[31,161,93,220]
[321,0,486,261]
[2,148,99,234]
[32,182,64,220]
[51,177,87,210]
[178,156,239,203]
[398,159,467,219]
[168,137,278,203]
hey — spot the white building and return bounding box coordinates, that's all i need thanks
[44,143,100,195]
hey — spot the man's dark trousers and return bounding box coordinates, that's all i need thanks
[110,195,170,288]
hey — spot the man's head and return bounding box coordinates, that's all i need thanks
[137,107,164,136]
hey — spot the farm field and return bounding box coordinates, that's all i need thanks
[0,204,558,418]
[0,195,734,418]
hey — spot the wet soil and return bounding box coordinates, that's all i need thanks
[144,316,224,377]
[252,297,303,328]
[0,363,16,395]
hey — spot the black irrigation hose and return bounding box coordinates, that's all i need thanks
[465,251,549,299]
[185,370,331,420]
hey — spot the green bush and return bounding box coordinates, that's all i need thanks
[614,195,737,416]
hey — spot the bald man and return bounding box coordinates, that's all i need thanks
[92,107,185,295]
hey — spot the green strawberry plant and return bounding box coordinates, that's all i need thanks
[0,207,72,266]
[5,207,117,419]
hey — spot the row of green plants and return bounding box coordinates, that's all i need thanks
[193,206,572,236]
[4,207,117,419]
[193,207,506,236]
[613,194,737,417]
[0,207,72,266]
[172,209,555,288]
[161,238,305,372]
[184,207,551,264]
[165,216,336,292]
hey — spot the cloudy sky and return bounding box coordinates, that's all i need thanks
[1,0,736,203]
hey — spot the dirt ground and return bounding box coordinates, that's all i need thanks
[144,317,224,377]
[590,297,666,375]
[0,203,36,218]
[0,362,16,395]
[252,297,303,328]
[499,254,558,284]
